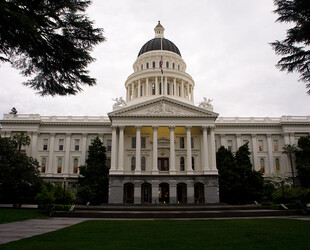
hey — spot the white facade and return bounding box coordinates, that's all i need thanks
[1,22,310,204]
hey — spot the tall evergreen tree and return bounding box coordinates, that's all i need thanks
[0,137,42,207]
[271,0,310,94]
[296,135,310,188]
[216,143,264,204]
[0,0,105,96]
[77,137,109,205]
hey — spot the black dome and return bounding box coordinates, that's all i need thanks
[138,38,181,57]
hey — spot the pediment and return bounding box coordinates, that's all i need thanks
[108,97,218,118]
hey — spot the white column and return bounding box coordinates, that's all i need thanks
[64,133,71,174]
[81,133,87,165]
[173,78,176,96]
[152,126,158,173]
[236,134,242,149]
[202,126,209,172]
[220,134,226,148]
[47,133,55,174]
[30,132,38,159]
[186,84,189,99]
[267,134,274,173]
[135,126,141,173]
[289,132,295,145]
[251,134,258,171]
[181,80,184,98]
[210,127,217,170]
[138,80,141,97]
[118,126,124,172]
[146,78,149,96]
[164,77,168,95]
[152,181,159,204]
[191,86,194,102]
[134,182,141,204]
[169,126,176,174]
[284,132,290,145]
[110,126,117,171]
[186,126,193,173]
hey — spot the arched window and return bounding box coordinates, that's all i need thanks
[141,156,146,171]
[57,158,62,173]
[73,158,79,174]
[166,61,169,68]
[179,86,181,96]
[192,157,195,170]
[180,157,185,171]
[159,82,162,95]
[260,158,265,173]
[152,61,155,68]
[131,156,136,171]
[173,63,175,69]
[141,64,143,70]
[41,157,46,173]
[140,85,143,96]
[275,158,280,172]
[152,83,155,95]
[178,65,180,70]
[167,83,170,95]
[146,62,149,69]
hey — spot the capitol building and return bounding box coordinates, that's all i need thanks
[1,22,310,204]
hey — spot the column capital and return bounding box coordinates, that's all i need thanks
[135,126,142,130]
[66,133,71,136]
[119,126,125,131]
[267,134,272,138]
[169,126,175,130]
[152,126,158,131]
[50,133,56,136]
[111,125,117,130]
[82,132,88,136]
[251,134,257,138]
[185,126,192,131]
[202,126,208,131]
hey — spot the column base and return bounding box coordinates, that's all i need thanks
[169,170,176,175]
[152,170,158,175]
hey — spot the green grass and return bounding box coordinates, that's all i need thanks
[0,208,47,224]
[1,219,310,249]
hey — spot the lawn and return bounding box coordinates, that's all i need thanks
[1,219,310,249]
[0,208,47,224]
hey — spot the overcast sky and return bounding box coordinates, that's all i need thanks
[0,0,309,119]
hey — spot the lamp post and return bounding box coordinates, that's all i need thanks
[63,177,66,204]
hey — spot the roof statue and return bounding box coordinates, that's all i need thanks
[9,107,17,115]
[198,97,214,111]
[112,97,127,110]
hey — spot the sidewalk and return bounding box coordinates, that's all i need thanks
[0,217,87,245]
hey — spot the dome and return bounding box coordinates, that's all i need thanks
[138,38,181,57]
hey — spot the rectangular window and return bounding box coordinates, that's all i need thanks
[43,139,48,150]
[75,139,80,151]
[41,157,46,173]
[191,137,194,148]
[258,140,263,151]
[132,137,136,149]
[107,139,112,152]
[227,140,233,151]
[273,140,278,151]
[59,139,64,151]
[57,158,62,173]
[180,137,185,149]
[260,158,265,173]
[141,137,146,149]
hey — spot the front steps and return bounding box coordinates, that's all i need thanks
[51,205,308,219]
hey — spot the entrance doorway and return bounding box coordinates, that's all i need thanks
[158,157,169,171]
[159,183,169,203]
[141,183,152,204]
[123,183,134,204]
[194,182,205,204]
[177,183,187,203]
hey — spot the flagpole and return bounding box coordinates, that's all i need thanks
[160,32,163,96]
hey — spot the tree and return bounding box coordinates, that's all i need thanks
[0,0,105,96]
[271,0,310,94]
[0,137,42,207]
[296,135,310,188]
[12,131,31,151]
[77,137,109,205]
[282,144,298,186]
[216,143,264,204]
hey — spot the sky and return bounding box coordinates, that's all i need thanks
[0,0,309,118]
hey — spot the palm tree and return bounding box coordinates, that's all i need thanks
[12,131,31,152]
[282,144,298,187]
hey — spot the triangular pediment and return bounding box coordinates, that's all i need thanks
[108,96,218,119]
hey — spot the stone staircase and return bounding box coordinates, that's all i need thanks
[51,204,307,219]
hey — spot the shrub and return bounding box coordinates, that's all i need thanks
[272,186,310,204]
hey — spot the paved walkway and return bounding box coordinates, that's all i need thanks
[0,216,309,245]
[0,218,87,245]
